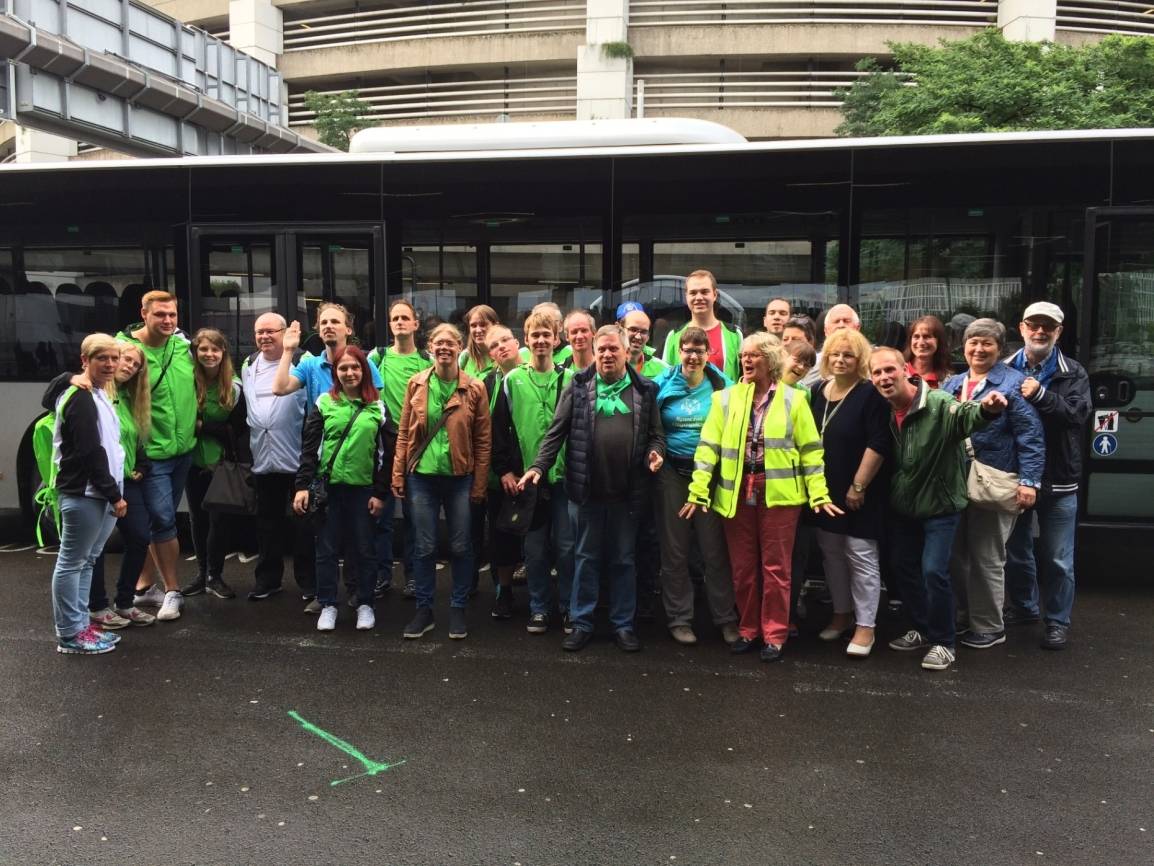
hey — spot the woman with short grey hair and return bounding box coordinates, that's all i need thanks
[943,318,1045,650]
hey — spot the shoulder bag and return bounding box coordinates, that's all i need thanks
[305,404,367,528]
[965,438,1021,514]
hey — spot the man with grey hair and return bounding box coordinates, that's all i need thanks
[242,311,311,600]
[520,324,665,653]
[824,303,861,337]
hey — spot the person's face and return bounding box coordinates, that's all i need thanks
[781,326,808,349]
[528,327,555,361]
[826,343,859,378]
[486,330,520,366]
[389,305,418,338]
[1019,317,1061,356]
[740,348,770,382]
[964,335,1000,374]
[622,312,650,357]
[764,300,791,335]
[317,308,352,347]
[115,347,142,384]
[196,339,223,370]
[429,334,460,367]
[86,348,120,386]
[566,317,593,353]
[143,301,178,338]
[469,314,491,346]
[335,357,362,391]
[909,325,938,360]
[825,306,859,335]
[595,333,626,378]
[254,316,285,355]
[679,341,707,375]
[869,351,908,400]
[685,277,717,317]
[785,352,812,383]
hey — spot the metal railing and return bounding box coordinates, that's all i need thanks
[636,70,875,111]
[288,75,578,124]
[1056,0,1154,35]
[281,0,586,53]
[630,0,997,27]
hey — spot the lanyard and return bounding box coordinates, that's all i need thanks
[820,381,858,436]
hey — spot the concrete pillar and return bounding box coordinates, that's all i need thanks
[229,0,282,68]
[576,0,632,120]
[12,125,77,163]
[998,0,1056,42]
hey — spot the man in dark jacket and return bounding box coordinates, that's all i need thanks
[1003,302,1092,650]
[520,325,665,653]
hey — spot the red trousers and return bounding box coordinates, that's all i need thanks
[723,502,801,647]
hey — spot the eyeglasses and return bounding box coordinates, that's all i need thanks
[679,347,707,356]
[625,327,650,336]
[1022,319,1059,333]
[255,328,285,337]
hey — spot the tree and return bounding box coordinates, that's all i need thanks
[302,90,372,151]
[837,30,1154,137]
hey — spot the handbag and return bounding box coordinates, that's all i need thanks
[202,459,257,515]
[304,404,367,528]
[965,438,1021,514]
[495,484,540,536]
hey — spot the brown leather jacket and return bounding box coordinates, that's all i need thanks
[391,367,492,500]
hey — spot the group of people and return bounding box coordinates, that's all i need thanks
[45,273,1090,674]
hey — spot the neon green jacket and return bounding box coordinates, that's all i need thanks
[687,382,830,518]
[118,326,197,460]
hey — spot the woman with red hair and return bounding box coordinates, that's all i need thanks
[904,315,952,389]
[293,346,394,632]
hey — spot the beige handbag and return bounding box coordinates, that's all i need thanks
[964,439,1021,514]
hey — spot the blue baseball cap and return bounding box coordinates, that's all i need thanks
[616,300,644,320]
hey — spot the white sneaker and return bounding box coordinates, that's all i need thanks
[921,644,956,671]
[133,584,165,607]
[115,606,156,627]
[156,591,183,621]
[90,608,131,630]
[355,604,375,631]
[317,605,338,631]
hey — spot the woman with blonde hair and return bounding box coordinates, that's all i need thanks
[684,333,842,662]
[460,304,500,379]
[810,327,892,657]
[182,328,250,599]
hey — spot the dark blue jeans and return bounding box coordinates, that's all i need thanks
[90,479,151,611]
[408,473,473,609]
[1004,492,1078,626]
[888,512,962,648]
[569,498,638,632]
[523,482,575,617]
[374,486,414,588]
[315,485,376,608]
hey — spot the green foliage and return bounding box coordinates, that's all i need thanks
[302,90,372,151]
[601,41,634,60]
[837,30,1154,137]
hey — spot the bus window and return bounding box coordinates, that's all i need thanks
[202,239,277,359]
[400,244,478,340]
[490,243,602,336]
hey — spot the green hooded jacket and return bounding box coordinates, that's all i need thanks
[118,326,197,460]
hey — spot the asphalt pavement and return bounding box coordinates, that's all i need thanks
[1,545,1151,866]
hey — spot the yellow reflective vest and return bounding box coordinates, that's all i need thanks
[687,382,830,518]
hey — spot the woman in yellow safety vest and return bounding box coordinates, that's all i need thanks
[682,332,842,663]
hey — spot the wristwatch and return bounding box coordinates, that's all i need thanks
[851,482,865,493]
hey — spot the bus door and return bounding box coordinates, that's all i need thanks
[1080,208,1154,523]
[292,228,385,351]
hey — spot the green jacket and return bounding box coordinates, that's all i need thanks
[888,379,992,519]
[118,326,197,460]
[631,345,670,380]
[688,382,830,518]
[297,393,391,494]
[662,321,743,382]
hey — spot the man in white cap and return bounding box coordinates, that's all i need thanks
[1002,301,1091,650]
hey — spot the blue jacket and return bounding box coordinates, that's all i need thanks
[943,363,1045,488]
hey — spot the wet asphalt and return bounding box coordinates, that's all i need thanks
[1,545,1152,866]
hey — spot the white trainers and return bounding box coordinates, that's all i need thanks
[133,584,165,607]
[355,604,375,631]
[90,608,131,630]
[156,591,183,621]
[317,605,338,631]
[115,606,156,626]
[921,644,956,671]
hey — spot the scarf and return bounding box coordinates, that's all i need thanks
[595,373,631,417]
[1010,346,1060,387]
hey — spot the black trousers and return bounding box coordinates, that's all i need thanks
[253,472,315,593]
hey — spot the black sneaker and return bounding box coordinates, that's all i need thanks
[527,612,549,634]
[562,612,574,635]
[374,576,391,597]
[180,577,206,597]
[1040,623,1069,650]
[249,585,284,601]
[401,579,416,599]
[448,606,468,639]
[206,578,236,600]
[492,588,514,620]
[562,628,593,652]
[402,607,435,639]
[1004,608,1041,626]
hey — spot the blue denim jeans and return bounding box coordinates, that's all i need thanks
[569,498,637,632]
[139,452,192,543]
[315,485,377,608]
[408,473,473,609]
[90,479,150,611]
[374,486,401,588]
[523,482,575,617]
[1004,492,1078,626]
[52,494,118,639]
[888,511,962,648]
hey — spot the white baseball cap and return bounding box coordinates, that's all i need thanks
[1022,301,1064,324]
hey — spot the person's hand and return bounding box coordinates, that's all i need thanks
[1021,377,1041,400]
[292,489,310,515]
[678,501,704,520]
[815,502,845,517]
[130,471,143,482]
[647,450,664,473]
[981,390,1009,415]
[518,469,542,490]
[391,483,405,500]
[284,320,302,352]
[501,472,521,497]
[845,485,865,511]
[112,498,127,519]
[368,496,384,518]
[1016,485,1037,511]
[70,374,91,391]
